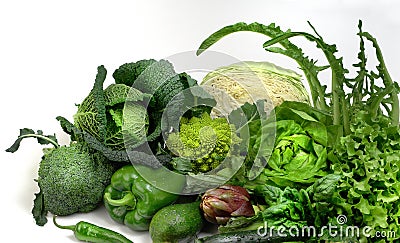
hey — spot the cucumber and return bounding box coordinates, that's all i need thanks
[195,229,309,243]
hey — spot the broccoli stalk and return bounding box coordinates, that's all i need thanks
[166,113,241,173]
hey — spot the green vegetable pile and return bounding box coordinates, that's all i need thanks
[195,20,400,242]
[5,19,400,243]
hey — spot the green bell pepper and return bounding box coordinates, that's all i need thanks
[103,164,185,231]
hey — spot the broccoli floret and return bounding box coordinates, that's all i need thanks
[166,113,241,173]
[38,142,115,216]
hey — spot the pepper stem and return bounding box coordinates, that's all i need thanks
[53,215,75,231]
[104,192,136,208]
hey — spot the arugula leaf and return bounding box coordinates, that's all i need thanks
[5,128,59,153]
[274,101,332,125]
[262,24,350,134]
[198,20,399,134]
[359,29,399,125]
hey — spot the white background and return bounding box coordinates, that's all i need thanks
[1,0,399,242]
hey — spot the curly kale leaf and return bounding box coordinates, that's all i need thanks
[113,59,214,117]
[161,81,216,134]
[112,60,216,151]
[57,116,83,142]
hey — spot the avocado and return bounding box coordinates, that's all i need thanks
[149,201,204,243]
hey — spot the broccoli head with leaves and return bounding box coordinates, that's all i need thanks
[166,112,241,173]
[38,142,114,217]
[6,128,116,226]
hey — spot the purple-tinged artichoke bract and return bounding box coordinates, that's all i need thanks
[200,185,255,225]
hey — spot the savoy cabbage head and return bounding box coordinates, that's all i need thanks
[74,66,151,150]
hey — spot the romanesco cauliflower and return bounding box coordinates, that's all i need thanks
[166,113,241,173]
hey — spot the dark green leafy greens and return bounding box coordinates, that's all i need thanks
[113,59,178,109]
[112,59,215,152]
[67,63,215,168]
[197,20,400,242]
[220,174,351,242]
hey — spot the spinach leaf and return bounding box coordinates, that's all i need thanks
[222,174,341,236]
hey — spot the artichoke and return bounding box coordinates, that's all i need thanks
[200,185,255,225]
